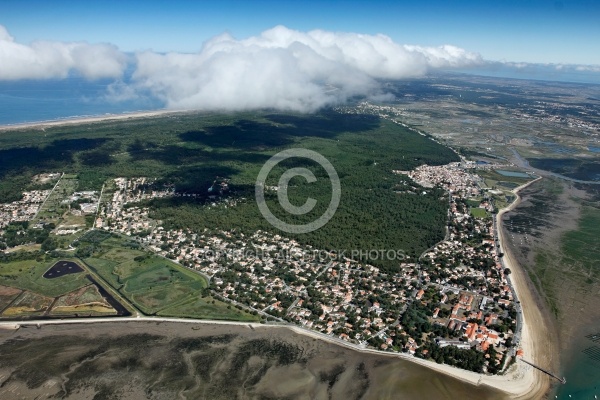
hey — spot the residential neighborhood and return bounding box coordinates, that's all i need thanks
[0,160,524,374]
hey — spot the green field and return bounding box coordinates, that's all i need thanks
[470,207,489,218]
[34,175,78,224]
[476,170,531,190]
[82,235,255,319]
[0,258,89,297]
[1,233,259,321]
[158,295,260,321]
[466,199,481,208]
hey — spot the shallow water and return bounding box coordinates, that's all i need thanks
[0,78,162,125]
[554,321,600,400]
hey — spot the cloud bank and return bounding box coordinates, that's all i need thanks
[132,26,484,111]
[0,25,126,80]
[0,24,484,111]
[1,24,486,111]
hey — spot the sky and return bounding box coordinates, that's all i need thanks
[1,0,599,113]
[2,0,599,64]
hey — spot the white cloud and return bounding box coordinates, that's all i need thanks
[0,25,14,42]
[0,24,126,80]
[132,26,484,112]
[1,24,488,111]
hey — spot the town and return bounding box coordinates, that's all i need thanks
[0,159,525,374]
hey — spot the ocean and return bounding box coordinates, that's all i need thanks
[0,78,163,125]
[554,319,600,399]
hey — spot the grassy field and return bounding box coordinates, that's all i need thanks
[0,258,89,297]
[476,170,531,190]
[0,234,257,320]
[466,199,481,208]
[83,235,256,319]
[470,207,488,218]
[158,295,261,321]
[34,175,78,225]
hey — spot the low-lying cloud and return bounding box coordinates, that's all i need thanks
[0,25,126,80]
[1,24,488,111]
[0,24,485,111]
[132,26,484,111]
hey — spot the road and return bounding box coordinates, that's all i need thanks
[32,172,64,221]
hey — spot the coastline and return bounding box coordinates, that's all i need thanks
[0,110,551,397]
[494,176,555,398]
[0,109,185,132]
[0,316,524,396]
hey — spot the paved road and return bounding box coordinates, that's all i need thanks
[0,316,259,328]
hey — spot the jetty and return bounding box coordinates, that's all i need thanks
[519,358,566,384]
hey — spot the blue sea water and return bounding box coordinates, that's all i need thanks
[0,78,163,125]
[554,322,600,399]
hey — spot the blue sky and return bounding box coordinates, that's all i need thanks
[1,0,599,116]
[1,0,599,65]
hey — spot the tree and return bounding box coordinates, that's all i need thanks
[41,238,57,252]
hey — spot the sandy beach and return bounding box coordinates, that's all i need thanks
[493,177,555,398]
[0,109,185,132]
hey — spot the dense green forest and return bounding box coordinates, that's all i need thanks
[0,111,458,269]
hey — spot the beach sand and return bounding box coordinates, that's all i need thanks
[0,109,185,132]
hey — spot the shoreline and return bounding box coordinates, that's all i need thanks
[495,176,554,398]
[0,110,550,397]
[0,109,187,132]
[0,317,517,395]
[0,234,545,400]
